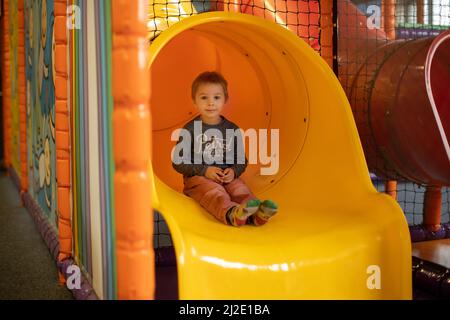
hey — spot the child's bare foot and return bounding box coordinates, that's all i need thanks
[227,199,261,226]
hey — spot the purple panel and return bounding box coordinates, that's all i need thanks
[410,225,426,242]
[396,28,442,40]
[410,224,450,242]
[443,223,450,238]
[424,227,447,241]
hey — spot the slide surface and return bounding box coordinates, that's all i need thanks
[149,12,411,299]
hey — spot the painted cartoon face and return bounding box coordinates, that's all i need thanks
[41,0,47,49]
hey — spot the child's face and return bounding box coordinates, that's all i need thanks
[193,83,226,123]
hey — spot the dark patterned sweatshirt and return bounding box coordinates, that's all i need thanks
[172,115,248,177]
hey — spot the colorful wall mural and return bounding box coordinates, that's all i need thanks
[25,0,57,227]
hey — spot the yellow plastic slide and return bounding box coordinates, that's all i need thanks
[149,12,411,299]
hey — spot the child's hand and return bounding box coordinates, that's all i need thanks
[205,166,224,184]
[222,168,235,183]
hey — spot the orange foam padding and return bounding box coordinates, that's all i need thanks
[424,186,442,231]
[54,0,73,262]
[112,0,154,300]
[2,0,12,168]
[417,0,424,24]
[382,0,396,40]
[1,5,4,163]
[385,180,398,200]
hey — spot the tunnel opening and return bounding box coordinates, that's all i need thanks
[150,19,309,195]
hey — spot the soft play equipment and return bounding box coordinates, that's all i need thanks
[148,11,411,299]
[338,0,450,187]
[1,0,414,300]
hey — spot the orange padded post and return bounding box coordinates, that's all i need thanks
[385,180,397,200]
[112,0,154,299]
[382,0,396,40]
[417,0,424,25]
[54,0,73,264]
[423,186,442,232]
[2,0,11,168]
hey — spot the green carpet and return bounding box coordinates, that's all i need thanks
[0,172,73,300]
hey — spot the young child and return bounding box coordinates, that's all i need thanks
[172,71,278,227]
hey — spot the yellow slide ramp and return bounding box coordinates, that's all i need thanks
[149,12,411,299]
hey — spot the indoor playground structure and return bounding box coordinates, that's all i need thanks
[1,0,449,300]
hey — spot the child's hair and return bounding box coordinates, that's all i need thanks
[191,71,229,102]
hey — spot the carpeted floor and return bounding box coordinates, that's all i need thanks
[0,172,73,300]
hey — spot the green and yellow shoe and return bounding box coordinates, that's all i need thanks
[252,200,278,226]
[227,199,261,226]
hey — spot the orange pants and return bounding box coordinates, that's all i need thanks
[183,176,258,224]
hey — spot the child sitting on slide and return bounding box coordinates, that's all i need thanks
[172,71,278,226]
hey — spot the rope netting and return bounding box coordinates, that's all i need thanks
[148,0,322,51]
[372,178,450,226]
